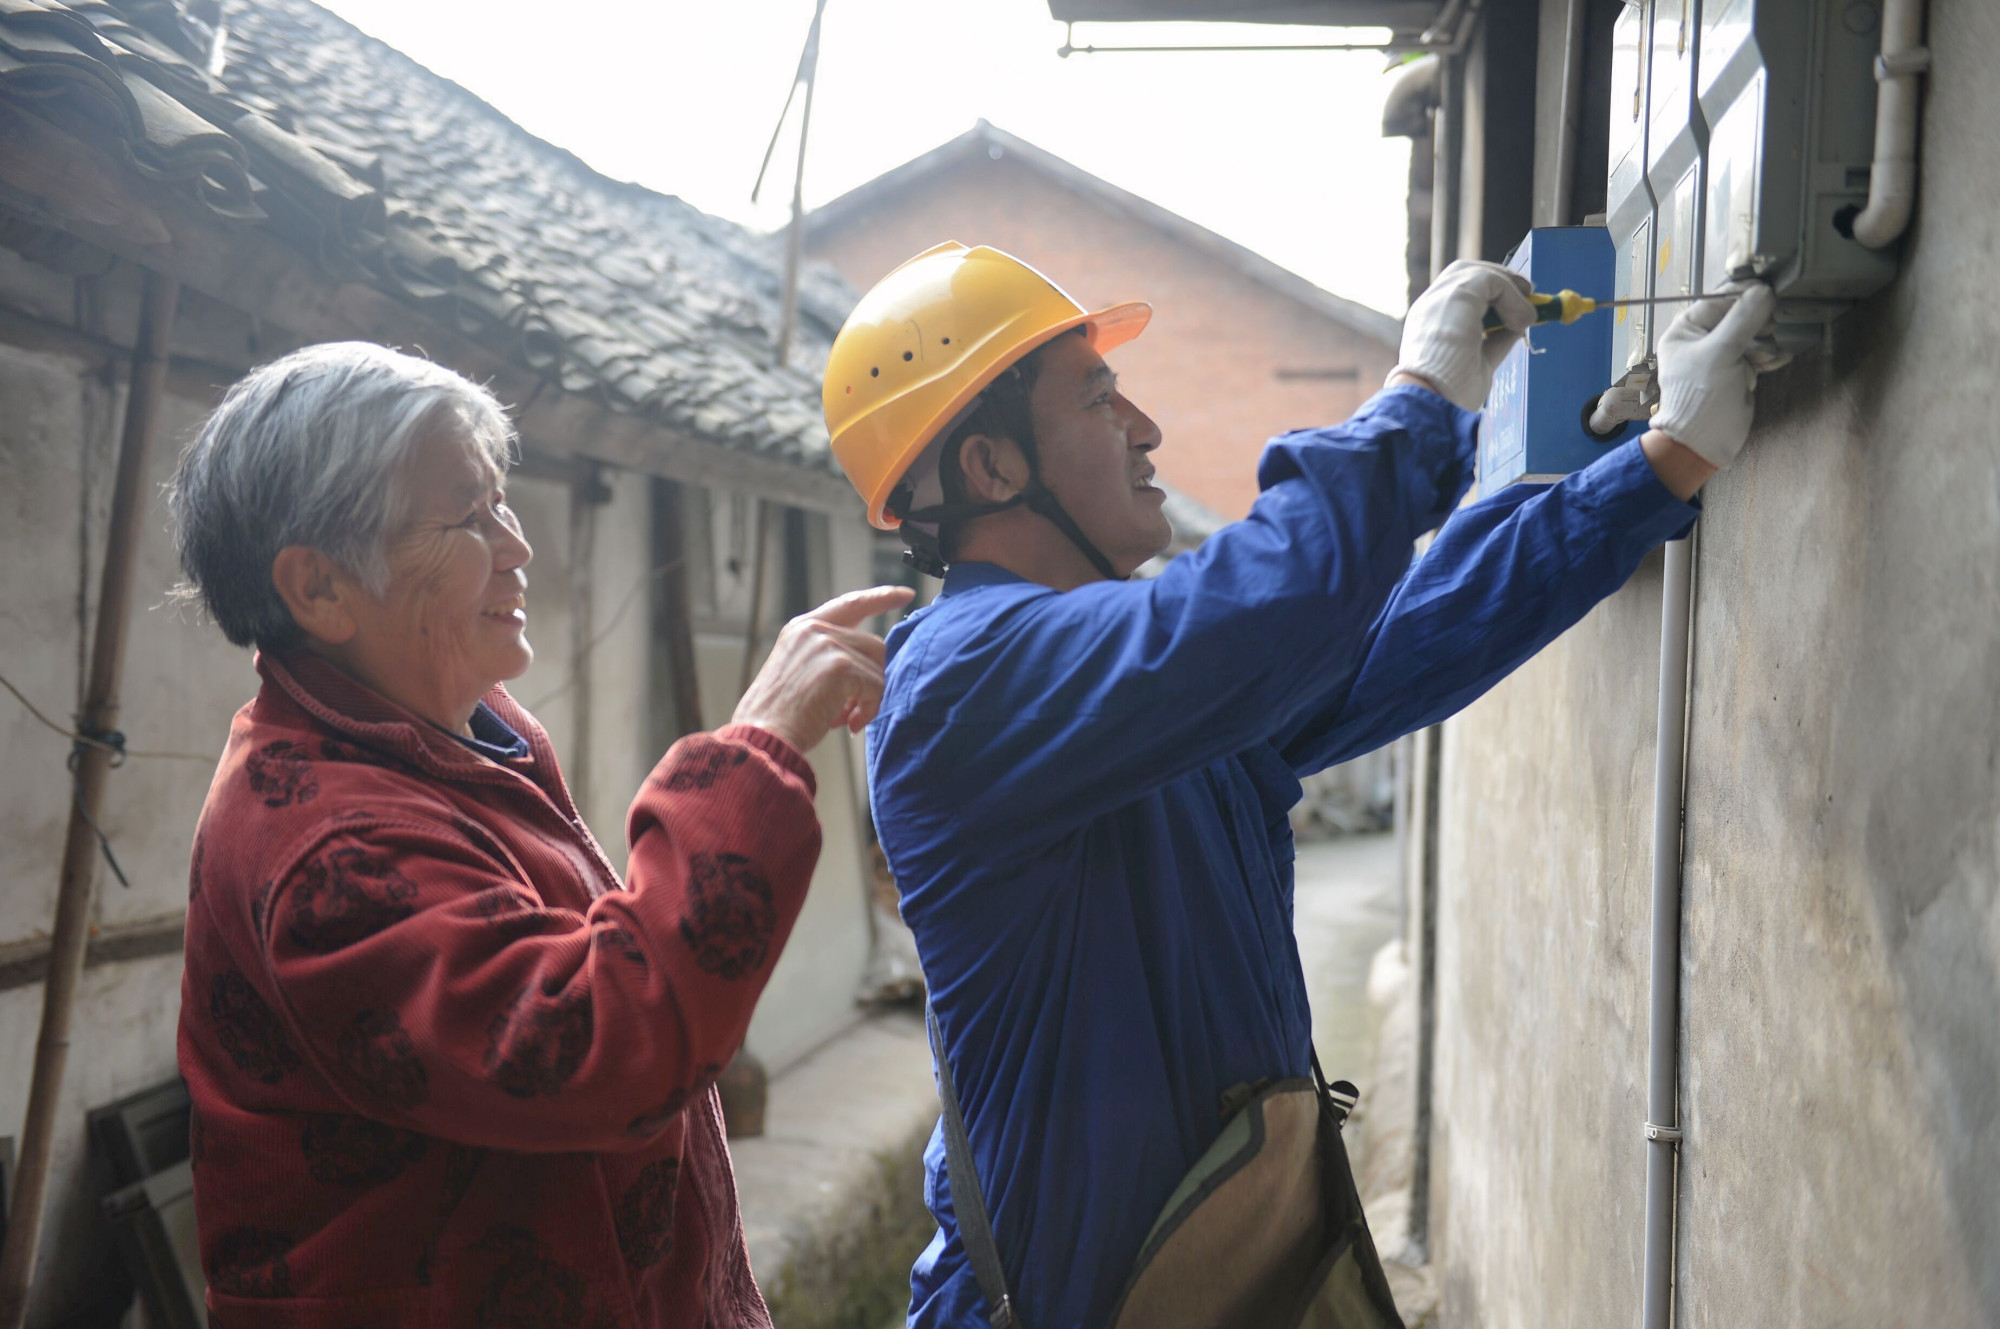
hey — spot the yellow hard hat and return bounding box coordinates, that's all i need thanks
[824,241,1151,530]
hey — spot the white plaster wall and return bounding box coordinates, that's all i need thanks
[0,955,186,1328]
[503,473,577,778]
[0,342,248,1325]
[579,469,656,870]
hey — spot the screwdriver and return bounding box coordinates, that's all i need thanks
[1482,290,1710,334]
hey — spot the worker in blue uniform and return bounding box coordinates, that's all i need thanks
[818,242,1779,1329]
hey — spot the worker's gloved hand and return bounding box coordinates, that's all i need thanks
[1650,283,1779,468]
[1391,259,1536,411]
[1587,379,1652,437]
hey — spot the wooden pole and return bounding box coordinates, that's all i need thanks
[0,271,179,1329]
[738,499,773,695]
[567,465,601,816]
[651,479,705,740]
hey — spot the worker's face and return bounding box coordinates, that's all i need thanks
[1025,333,1170,575]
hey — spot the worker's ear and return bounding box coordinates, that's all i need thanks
[955,432,1029,505]
[270,546,363,646]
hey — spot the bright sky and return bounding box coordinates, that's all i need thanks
[310,2,1414,318]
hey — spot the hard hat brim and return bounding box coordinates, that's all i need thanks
[863,299,1153,529]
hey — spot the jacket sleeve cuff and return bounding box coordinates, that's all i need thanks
[1569,439,1702,543]
[716,722,818,796]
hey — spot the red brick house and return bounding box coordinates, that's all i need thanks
[806,121,1401,522]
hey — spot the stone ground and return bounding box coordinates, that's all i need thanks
[1293,832,1404,1092]
[731,1007,942,1329]
[738,830,1437,1328]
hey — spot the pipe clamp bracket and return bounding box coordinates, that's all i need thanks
[1644,1122,1683,1144]
[1875,47,1932,80]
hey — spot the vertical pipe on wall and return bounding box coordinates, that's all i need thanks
[0,271,179,1329]
[1642,532,1696,1329]
[1550,0,1590,226]
[1431,54,1463,278]
[1846,0,1929,248]
[1405,721,1445,1262]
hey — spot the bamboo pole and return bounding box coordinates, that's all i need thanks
[0,271,179,1329]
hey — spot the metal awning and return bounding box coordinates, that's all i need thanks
[1047,0,1445,30]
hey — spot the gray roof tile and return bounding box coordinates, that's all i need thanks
[0,0,852,473]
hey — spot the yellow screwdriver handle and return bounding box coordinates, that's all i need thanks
[1482,289,1600,334]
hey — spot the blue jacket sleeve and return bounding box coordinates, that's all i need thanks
[1272,439,1699,774]
[874,387,1479,843]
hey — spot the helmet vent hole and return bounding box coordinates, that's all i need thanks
[903,351,914,361]
[871,367,880,377]
[942,337,951,345]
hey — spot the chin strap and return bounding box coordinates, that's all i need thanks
[892,466,1122,583]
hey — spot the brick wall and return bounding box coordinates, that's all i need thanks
[807,153,1398,522]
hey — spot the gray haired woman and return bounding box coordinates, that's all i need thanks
[168,341,908,1328]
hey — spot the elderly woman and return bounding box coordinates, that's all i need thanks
[168,341,910,1328]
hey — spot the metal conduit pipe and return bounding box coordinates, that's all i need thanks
[1641,531,1697,1329]
[1847,0,1931,249]
[1549,0,1590,227]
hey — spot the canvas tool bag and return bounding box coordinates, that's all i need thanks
[927,1008,1404,1329]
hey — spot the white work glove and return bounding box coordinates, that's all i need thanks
[1650,283,1779,468]
[1391,259,1536,411]
[1588,379,1652,437]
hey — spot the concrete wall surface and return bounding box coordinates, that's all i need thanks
[1426,2,1999,1325]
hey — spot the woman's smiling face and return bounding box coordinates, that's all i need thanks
[336,416,534,726]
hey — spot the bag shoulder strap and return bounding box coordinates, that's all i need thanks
[927,1003,1022,1329]
[1309,1049,1361,1127]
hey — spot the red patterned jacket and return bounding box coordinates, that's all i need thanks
[178,653,821,1328]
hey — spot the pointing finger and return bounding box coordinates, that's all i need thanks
[807,585,916,630]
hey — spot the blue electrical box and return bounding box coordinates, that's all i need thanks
[1481,227,1642,490]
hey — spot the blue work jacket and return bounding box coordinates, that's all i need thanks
[867,386,1697,1329]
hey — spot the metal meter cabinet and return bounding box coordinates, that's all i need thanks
[1606,2,1657,387]
[1649,0,1708,314]
[1699,0,1901,341]
[1481,228,1644,491]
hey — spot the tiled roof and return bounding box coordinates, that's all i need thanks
[0,0,848,472]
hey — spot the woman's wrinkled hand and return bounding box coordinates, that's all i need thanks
[732,585,916,754]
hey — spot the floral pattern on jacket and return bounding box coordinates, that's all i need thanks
[178,653,821,1328]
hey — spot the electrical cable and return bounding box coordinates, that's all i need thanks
[0,666,214,763]
[1,665,215,891]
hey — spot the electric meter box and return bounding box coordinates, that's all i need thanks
[1605,3,1656,383]
[1480,228,1643,491]
[1648,0,1706,313]
[1698,0,1897,318]
[1606,0,1902,370]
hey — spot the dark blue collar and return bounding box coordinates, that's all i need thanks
[939,561,1032,598]
[443,701,530,761]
